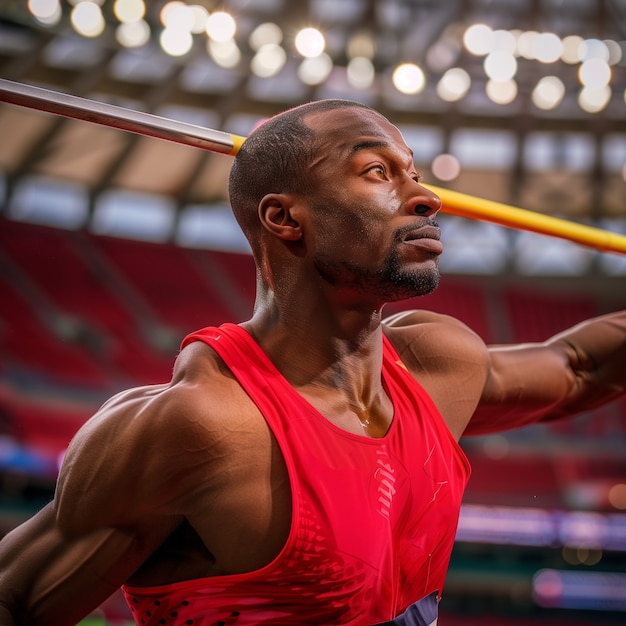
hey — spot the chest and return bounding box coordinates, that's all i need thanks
[129,364,468,588]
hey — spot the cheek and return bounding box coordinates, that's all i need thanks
[311,191,395,253]
[344,213,373,238]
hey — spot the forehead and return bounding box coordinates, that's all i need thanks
[305,107,412,160]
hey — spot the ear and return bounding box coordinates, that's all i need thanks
[258,193,303,241]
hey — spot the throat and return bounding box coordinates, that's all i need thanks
[352,402,372,429]
[344,395,393,438]
[294,360,394,438]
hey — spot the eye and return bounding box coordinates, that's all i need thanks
[367,165,387,178]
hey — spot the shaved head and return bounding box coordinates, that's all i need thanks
[228,99,373,248]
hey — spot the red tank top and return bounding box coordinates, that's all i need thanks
[122,324,470,625]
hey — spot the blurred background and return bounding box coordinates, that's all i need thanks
[0,0,625,624]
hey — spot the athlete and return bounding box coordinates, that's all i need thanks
[0,100,624,626]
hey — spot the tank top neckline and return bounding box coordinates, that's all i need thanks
[223,323,400,443]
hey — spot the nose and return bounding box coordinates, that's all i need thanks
[408,183,441,217]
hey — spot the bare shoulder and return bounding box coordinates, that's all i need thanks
[57,340,256,534]
[383,309,489,366]
[383,309,490,438]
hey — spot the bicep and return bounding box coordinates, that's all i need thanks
[0,386,193,624]
[466,341,584,436]
[0,502,153,626]
[1,501,180,626]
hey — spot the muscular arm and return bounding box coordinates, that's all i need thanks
[0,342,258,625]
[467,310,626,435]
[384,309,626,439]
[0,383,192,625]
[0,502,173,626]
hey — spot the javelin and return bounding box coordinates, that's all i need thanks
[1,78,625,255]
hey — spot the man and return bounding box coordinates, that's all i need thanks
[0,99,624,626]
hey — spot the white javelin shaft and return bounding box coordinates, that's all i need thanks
[0,78,244,156]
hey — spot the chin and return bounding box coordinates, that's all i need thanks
[384,275,440,302]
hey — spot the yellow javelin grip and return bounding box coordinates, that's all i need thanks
[426,184,626,255]
[228,133,246,156]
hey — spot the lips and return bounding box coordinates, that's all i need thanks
[403,226,443,255]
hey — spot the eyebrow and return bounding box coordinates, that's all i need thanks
[350,140,416,168]
[351,140,389,153]
[351,139,415,159]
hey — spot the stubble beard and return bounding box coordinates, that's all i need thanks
[314,246,440,304]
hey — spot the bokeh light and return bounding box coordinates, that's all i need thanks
[532,76,565,110]
[347,57,375,89]
[432,153,461,181]
[463,23,494,56]
[436,67,471,102]
[206,11,236,42]
[295,27,325,58]
[486,79,518,104]
[70,1,105,38]
[392,63,426,94]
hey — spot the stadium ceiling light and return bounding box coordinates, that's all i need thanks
[188,4,209,34]
[249,22,283,51]
[484,51,517,82]
[392,63,426,95]
[485,78,517,105]
[70,1,105,38]
[28,0,62,24]
[116,19,150,48]
[531,76,565,110]
[561,34,584,64]
[346,32,375,60]
[578,86,611,113]
[491,29,516,55]
[347,57,375,89]
[463,23,494,56]
[250,43,286,78]
[532,32,563,63]
[295,27,325,58]
[579,57,612,89]
[205,11,236,42]
[112,0,145,23]
[516,30,538,59]
[431,154,461,182]
[436,67,471,102]
[298,53,333,86]
[160,25,193,56]
[160,1,185,27]
[208,39,241,69]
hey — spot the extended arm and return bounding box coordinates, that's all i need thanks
[0,502,170,626]
[467,310,626,435]
[0,383,189,626]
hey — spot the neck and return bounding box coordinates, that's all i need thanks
[243,298,386,390]
[243,281,394,438]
